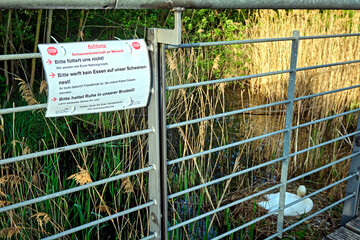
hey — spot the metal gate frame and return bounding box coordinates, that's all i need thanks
[156,15,360,240]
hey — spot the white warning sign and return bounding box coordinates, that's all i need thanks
[38,39,151,117]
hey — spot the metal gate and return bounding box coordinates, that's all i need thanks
[1,4,360,240]
[158,29,360,239]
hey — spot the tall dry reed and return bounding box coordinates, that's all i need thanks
[243,10,360,187]
[166,46,231,238]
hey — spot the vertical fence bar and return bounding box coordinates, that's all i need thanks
[341,114,360,225]
[160,43,169,240]
[153,9,183,239]
[276,30,300,237]
[147,28,162,239]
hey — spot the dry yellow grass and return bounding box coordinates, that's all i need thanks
[238,10,360,179]
[31,212,52,233]
[0,226,21,239]
[245,10,360,116]
[67,166,92,185]
[17,78,39,105]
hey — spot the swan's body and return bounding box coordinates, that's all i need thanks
[258,185,313,217]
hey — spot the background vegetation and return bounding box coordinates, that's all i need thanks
[0,8,360,239]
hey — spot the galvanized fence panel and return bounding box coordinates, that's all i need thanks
[161,32,360,239]
[0,52,161,238]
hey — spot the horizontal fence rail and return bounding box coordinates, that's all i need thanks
[167,83,360,129]
[0,128,153,165]
[167,157,286,199]
[166,32,360,49]
[0,165,155,213]
[163,31,360,239]
[167,184,284,232]
[0,103,47,114]
[42,201,156,240]
[3,0,360,9]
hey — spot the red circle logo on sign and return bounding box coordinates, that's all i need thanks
[132,42,141,50]
[47,47,58,56]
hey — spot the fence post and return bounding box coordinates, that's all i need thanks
[147,28,163,240]
[341,115,360,225]
[148,8,183,240]
[277,30,300,237]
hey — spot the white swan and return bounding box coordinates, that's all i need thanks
[258,185,313,217]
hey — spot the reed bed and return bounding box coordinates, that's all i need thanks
[217,10,360,239]
[242,10,360,181]
[165,46,230,239]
